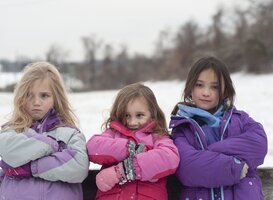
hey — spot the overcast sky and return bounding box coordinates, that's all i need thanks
[1,0,241,61]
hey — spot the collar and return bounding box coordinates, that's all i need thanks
[109,120,156,143]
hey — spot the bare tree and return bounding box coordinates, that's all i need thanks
[247,0,273,72]
[169,20,200,79]
[81,34,103,88]
[45,44,69,69]
[115,44,131,86]
[152,29,174,79]
[100,44,116,89]
[209,8,227,51]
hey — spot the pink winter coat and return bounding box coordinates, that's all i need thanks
[86,120,180,200]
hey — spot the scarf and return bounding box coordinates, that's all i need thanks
[177,104,224,127]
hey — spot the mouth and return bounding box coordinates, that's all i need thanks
[128,127,139,132]
[31,109,42,112]
[199,99,211,103]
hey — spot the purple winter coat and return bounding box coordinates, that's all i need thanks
[169,107,267,200]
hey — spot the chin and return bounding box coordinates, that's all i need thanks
[32,115,43,121]
[199,106,214,112]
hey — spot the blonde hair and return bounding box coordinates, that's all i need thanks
[2,61,78,132]
[104,83,168,135]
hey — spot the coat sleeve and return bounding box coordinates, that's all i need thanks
[133,135,179,181]
[86,129,129,165]
[0,129,58,167]
[0,161,4,183]
[208,112,267,168]
[173,128,244,188]
[31,127,89,183]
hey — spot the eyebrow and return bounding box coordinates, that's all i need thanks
[196,80,218,84]
[39,91,52,93]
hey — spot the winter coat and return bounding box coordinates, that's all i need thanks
[87,120,180,200]
[0,110,89,200]
[170,106,267,200]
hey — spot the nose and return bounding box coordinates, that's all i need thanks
[33,96,41,105]
[202,87,211,96]
[128,118,137,126]
[127,117,138,127]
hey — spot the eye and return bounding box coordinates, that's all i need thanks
[125,114,130,119]
[40,93,50,99]
[136,113,144,118]
[211,85,219,90]
[195,83,203,88]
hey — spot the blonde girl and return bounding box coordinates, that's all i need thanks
[0,62,89,200]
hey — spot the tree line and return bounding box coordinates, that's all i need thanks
[1,0,273,91]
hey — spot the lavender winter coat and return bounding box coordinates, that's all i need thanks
[0,110,89,200]
[170,107,267,200]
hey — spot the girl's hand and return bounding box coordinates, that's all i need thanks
[96,163,124,192]
[5,162,32,178]
[240,163,249,179]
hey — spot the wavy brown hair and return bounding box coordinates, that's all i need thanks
[104,83,168,135]
[2,62,78,132]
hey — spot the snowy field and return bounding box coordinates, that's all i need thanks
[0,72,272,169]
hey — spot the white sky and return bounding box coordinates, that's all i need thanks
[0,72,272,169]
[0,0,241,61]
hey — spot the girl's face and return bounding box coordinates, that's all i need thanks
[124,97,152,132]
[191,68,224,113]
[25,79,54,121]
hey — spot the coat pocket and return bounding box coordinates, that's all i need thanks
[233,177,263,200]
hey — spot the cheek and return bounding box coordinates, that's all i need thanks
[24,102,31,110]
[213,92,220,102]
[24,104,31,116]
[47,98,54,107]
[191,89,198,100]
[122,118,128,126]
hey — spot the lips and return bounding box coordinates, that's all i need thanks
[199,99,211,103]
[128,126,139,132]
[32,109,42,112]
[31,109,42,112]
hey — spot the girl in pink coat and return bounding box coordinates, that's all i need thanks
[87,83,179,200]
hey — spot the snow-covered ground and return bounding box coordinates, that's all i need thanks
[0,72,272,169]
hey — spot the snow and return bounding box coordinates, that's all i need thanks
[0,72,272,169]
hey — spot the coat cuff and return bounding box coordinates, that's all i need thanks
[232,157,246,183]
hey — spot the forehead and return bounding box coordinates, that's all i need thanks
[197,68,218,82]
[127,97,148,109]
[29,79,51,91]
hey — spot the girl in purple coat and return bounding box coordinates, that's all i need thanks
[87,83,179,200]
[0,62,89,200]
[170,56,267,200]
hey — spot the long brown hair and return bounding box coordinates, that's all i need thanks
[104,83,168,135]
[172,56,235,115]
[2,61,78,132]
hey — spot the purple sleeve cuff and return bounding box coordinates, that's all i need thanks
[31,160,38,175]
[232,157,246,183]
